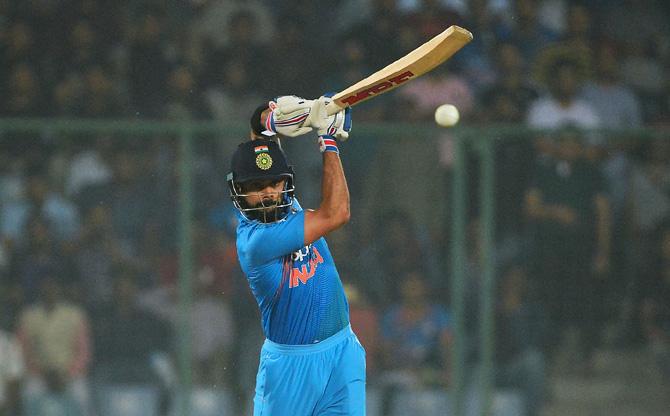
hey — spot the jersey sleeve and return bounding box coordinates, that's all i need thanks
[246,210,305,265]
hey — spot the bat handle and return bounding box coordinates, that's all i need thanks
[325,100,345,116]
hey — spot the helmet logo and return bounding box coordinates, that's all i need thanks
[256,152,273,170]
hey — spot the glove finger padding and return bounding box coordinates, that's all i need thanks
[272,95,313,116]
[266,95,314,138]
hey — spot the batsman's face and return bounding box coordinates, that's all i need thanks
[241,178,287,211]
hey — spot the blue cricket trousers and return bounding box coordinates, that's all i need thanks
[253,324,366,416]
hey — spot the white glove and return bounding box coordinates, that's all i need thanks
[306,95,353,141]
[309,97,340,154]
[264,95,314,137]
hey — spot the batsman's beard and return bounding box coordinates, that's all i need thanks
[252,197,280,221]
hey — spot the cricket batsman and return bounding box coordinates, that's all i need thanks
[227,95,365,415]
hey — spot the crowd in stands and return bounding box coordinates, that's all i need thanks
[1,1,669,415]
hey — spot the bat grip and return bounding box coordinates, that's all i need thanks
[325,100,345,116]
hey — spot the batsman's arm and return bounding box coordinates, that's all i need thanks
[303,97,350,245]
[304,150,350,245]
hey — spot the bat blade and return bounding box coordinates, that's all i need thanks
[325,25,473,115]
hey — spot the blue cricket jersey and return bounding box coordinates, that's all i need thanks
[235,199,350,345]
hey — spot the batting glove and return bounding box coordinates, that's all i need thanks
[264,95,315,137]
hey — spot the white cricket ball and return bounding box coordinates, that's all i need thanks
[434,104,460,127]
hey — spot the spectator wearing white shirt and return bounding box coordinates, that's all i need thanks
[526,58,600,130]
[526,57,600,160]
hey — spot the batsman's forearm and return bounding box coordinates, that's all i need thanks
[320,152,350,224]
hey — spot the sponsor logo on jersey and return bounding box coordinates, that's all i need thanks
[289,245,324,288]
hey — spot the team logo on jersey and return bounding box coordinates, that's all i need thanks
[289,245,324,288]
[256,152,273,170]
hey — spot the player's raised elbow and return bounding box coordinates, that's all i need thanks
[325,204,350,230]
[335,205,351,227]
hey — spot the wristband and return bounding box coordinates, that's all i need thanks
[318,135,339,154]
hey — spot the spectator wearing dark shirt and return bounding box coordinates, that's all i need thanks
[525,127,611,370]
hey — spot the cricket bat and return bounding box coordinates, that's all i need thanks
[325,25,473,116]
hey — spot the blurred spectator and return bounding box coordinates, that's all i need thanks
[203,58,266,122]
[128,11,173,118]
[157,219,238,296]
[1,21,38,71]
[91,269,172,384]
[628,139,670,296]
[139,262,235,387]
[17,276,92,415]
[527,55,600,162]
[359,209,441,306]
[66,20,104,72]
[164,64,207,120]
[268,18,320,97]
[525,127,611,371]
[322,34,387,121]
[495,264,548,416]
[73,205,126,307]
[580,43,642,130]
[597,0,670,49]
[479,42,537,123]
[340,0,404,72]
[200,8,269,91]
[629,139,670,250]
[503,0,559,65]
[555,3,595,74]
[0,172,80,245]
[380,271,452,388]
[402,0,465,40]
[8,216,75,304]
[459,0,508,93]
[345,282,382,380]
[52,70,87,117]
[619,37,668,123]
[527,57,599,131]
[580,42,642,293]
[77,149,156,255]
[65,138,113,198]
[396,0,467,17]
[190,0,275,50]
[2,62,46,117]
[639,224,670,382]
[0,326,23,416]
[79,64,124,118]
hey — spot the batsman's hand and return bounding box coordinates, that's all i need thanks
[307,94,352,141]
[266,95,314,137]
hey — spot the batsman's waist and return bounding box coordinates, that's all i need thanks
[263,324,353,355]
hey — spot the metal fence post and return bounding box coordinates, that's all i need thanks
[479,139,496,415]
[177,128,194,415]
[450,134,468,416]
